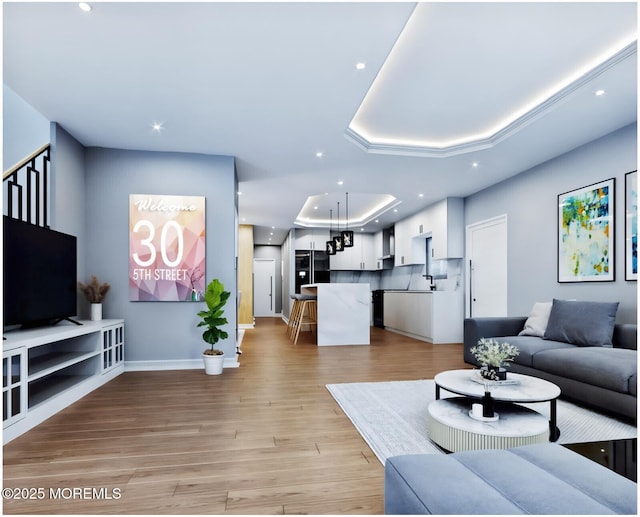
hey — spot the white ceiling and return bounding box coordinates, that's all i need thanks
[3,2,637,245]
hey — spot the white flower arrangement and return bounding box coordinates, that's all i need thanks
[470,338,519,369]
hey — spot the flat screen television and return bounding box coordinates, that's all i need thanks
[3,216,78,328]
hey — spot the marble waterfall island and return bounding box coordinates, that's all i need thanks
[301,283,370,346]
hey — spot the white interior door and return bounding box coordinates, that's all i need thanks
[253,258,275,317]
[466,215,507,317]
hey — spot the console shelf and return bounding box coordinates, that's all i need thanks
[2,319,124,444]
[29,374,95,409]
[28,351,100,381]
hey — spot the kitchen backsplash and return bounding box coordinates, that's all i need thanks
[330,261,462,291]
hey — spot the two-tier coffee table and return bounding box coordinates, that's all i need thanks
[428,369,561,453]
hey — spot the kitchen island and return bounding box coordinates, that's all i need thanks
[301,283,370,346]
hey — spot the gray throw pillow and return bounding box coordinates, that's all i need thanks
[544,299,619,347]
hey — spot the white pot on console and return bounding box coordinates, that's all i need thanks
[90,303,103,321]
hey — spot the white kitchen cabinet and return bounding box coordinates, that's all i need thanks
[295,228,330,250]
[374,229,395,270]
[329,240,352,269]
[426,198,464,260]
[394,215,425,266]
[330,233,376,270]
[393,218,410,266]
[393,198,464,265]
[359,233,376,270]
[374,230,384,263]
[383,291,430,337]
[383,291,463,343]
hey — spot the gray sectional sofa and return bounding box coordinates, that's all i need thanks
[464,300,637,421]
[384,443,637,514]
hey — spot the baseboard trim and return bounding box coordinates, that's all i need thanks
[126,357,240,371]
[384,327,433,343]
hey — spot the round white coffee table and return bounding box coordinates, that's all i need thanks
[428,397,550,452]
[433,369,561,441]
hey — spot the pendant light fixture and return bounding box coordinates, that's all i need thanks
[326,209,336,255]
[333,201,344,252]
[341,191,354,248]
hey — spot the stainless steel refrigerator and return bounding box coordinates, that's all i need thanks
[294,250,330,293]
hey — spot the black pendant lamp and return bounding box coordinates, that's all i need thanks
[326,209,336,255]
[333,201,344,252]
[341,191,354,248]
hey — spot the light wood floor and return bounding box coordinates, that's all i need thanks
[3,318,467,515]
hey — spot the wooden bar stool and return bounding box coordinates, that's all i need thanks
[287,295,302,338]
[289,294,317,345]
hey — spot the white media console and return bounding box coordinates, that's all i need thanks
[2,319,125,444]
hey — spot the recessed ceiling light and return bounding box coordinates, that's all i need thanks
[313,206,318,210]
[356,62,366,70]
[237,191,242,195]
[316,151,323,157]
[78,2,92,12]
[151,121,164,133]
[337,180,344,185]
[393,209,398,213]
[418,193,424,198]
[472,162,479,168]
[375,219,379,223]
[595,89,606,96]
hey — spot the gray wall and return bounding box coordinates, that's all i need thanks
[50,124,88,317]
[2,85,49,171]
[84,148,237,362]
[51,125,86,238]
[465,124,637,323]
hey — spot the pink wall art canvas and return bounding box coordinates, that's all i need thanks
[129,194,206,301]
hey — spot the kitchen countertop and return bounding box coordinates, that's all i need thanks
[383,289,437,293]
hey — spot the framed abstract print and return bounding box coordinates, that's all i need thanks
[558,178,615,282]
[625,170,637,281]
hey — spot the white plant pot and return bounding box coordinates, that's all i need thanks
[90,303,103,321]
[202,352,224,375]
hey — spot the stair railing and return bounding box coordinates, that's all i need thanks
[3,143,51,227]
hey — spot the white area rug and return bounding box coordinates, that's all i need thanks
[326,379,637,465]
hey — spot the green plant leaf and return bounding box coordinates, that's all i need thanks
[197,279,231,351]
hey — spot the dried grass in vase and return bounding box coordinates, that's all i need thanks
[78,275,111,303]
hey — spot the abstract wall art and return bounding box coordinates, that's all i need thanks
[625,170,637,281]
[129,194,206,301]
[558,178,615,283]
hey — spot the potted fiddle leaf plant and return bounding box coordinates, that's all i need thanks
[197,278,230,375]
